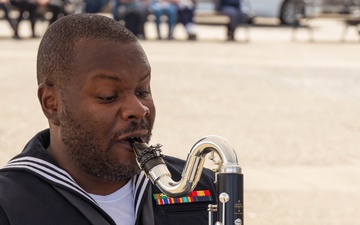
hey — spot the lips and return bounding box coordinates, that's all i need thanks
[118,130,148,143]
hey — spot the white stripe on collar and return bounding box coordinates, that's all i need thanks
[3,156,150,217]
[3,156,97,204]
[133,172,150,216]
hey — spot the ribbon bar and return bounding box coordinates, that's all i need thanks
[153,190,212,205]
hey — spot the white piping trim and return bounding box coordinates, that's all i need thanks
[3,157,96,204]
[133,171,150,216]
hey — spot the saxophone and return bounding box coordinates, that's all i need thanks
[129,135,244,225]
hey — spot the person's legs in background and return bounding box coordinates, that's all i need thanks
[11,1,38,39]
[135,4,149,39]
[46,3,62,25]
[164,3,177,40]
[27,2,37,37]
[220,5,241,41]
[111,0,120,20]
[151,2,177,40]
[177,6,196,40]
[151,3,163,39]
[124,11,141,36]
[0,1,16,35]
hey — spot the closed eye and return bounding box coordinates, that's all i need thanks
[98,95,118,103]
[136,91,151,98]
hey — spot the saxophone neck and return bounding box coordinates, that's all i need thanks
[130,135,241,198]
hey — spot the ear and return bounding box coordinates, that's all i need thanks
[38,83,61,126]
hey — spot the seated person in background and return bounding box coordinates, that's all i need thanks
[111,0,196,40]
[10,0,38,38]
[216,0,248,41]
[177,0,196,40]
[150,0,177,40]
[113,0,150,39]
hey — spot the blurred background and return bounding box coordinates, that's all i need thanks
[1,0,360,224]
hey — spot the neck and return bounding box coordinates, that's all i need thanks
[67,167,131,195]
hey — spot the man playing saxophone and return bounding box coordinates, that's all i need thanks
[0,13,217,225]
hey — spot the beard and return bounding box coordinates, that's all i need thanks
[58,106,150,182]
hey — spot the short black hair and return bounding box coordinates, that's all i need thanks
[37,13,138,88]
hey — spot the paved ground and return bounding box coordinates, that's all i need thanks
[1,17,360,225]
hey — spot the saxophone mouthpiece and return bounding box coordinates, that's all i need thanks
[128,137,143,145]
[128,137,165,173]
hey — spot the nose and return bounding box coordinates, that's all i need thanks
[121,96,150,120]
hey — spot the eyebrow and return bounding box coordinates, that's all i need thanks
[92,72,150,82]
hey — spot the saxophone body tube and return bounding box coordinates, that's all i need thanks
[217,173,244,225]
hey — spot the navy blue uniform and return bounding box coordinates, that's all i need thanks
[0,130,216,225]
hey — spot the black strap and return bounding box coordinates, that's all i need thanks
[53,185,112,225]
[136,185,155,225]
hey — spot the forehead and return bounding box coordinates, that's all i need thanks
[74,39,147,64]
[70,39,150,83]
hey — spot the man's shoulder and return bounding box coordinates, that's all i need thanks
[0,169,45,195]
[0,170,46,214]
[0,170,93,225]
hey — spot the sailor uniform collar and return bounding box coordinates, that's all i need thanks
[2,155,150,219]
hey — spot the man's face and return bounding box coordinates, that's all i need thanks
[58,40,155,182]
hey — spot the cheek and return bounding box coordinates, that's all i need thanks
[68,102,116,135]
[90,111,118,133]
[71,95,106,121]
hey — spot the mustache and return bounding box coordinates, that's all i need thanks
[112,119,149,141]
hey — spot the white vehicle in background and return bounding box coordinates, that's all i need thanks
[195,0,322,25]
[246,0,322,25]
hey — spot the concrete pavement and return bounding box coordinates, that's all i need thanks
[1,17,360,225]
